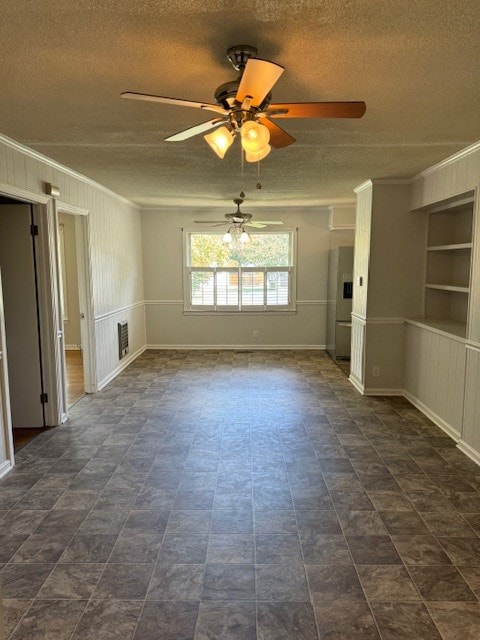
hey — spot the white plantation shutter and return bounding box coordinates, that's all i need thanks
[241,270,265,307]
[185,232,296,311]
[266,270,289,306]
[216,270,239,307]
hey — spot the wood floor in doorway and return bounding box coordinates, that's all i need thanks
[66,349,84,407]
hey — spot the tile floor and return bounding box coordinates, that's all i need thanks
[1,349,480,639]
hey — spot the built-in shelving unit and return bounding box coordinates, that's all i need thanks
[422,194,474,335]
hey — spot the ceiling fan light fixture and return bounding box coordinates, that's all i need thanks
[240,120,270,153]
[240,229,251,243]
[245,144,271,163]
[204,126,235,159]
[222,229,233,244]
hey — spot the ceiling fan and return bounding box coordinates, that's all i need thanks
[121,44,366,161]
[194,196,283,243]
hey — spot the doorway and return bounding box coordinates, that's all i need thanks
[0,197,47,450]
[55,204,95,413]
[58,213,85,406]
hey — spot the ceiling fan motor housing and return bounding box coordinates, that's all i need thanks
[226,45,257,71]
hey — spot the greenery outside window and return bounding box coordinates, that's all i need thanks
[183,230,296,312]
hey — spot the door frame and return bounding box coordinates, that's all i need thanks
[55,201,96,419]
[0,269,14,476]
[0,181,82,435]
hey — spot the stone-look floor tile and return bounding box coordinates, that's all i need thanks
[391,535,452,565]
[408,566,477,601]
[254,510,298,534]
[9,599,87,640]
[295,510,342,536]
[206,535,254,564]
[255,534,303,564]
[257,602,319,640]
[60,533,118,563]
[34,509,89,535]
[195,602,256,640]
[157,534,208,564]
[72,600,143,640]
[459,566,480,597]
[306,564,365,601]
[108,532,163,564]
[202,564,255,600]
[438,537,480,565]
[347,535,402,565]
[78,508,128,534]
[428,603,480,640]
[300,533,352,565]
[314,601,380,640]
[147,564,204,601]
[357,565,421,602]
[166,510,211,534]
[93,563,153,600]
[38,563,103,599]
[133,601,199,640]
[256,564,310,601]
[421,511,476,537]
[134,486,176,509]
[379,510,430,535]
[12,533,72,563]
[1,563,54,598]
[329,490,375,511]
[337,510,388,536]
[367,491,413,512]
[210,510,253,534]
[2,599,32,637]
[463,513,480,534]
[123,509,170,535]
[0,535,29,563]
[371,602,442,640]
[53,489,100,510]
[1,510,49,535]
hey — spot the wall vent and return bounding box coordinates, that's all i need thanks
[118,321,129,360]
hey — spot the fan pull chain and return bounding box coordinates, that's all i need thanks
[256,161,262,189]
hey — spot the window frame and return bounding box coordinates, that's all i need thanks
[183,229,297,313]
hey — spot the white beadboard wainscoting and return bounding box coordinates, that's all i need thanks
[404,321,466,441]
[144,300,329,349]
[95,302,146,390]
[459,344,480,465]
[350,314,366,392]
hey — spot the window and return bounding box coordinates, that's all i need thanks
[184,230,296,311]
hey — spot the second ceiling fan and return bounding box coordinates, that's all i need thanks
[121,45,366,161]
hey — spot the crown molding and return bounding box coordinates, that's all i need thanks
[0,132,139,210]
[418,139,480,178]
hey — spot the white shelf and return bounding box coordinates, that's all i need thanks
[425,284,469,293]
[406,318,467,340]
[427,243,472,252]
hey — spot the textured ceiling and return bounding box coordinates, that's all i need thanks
[1,1,479,207]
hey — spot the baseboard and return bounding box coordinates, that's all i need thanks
[97,345,146,391]
[0,458,13,480]
[457,440,480,467]
[145,344,327,351]
[403,390,461,442]
[362,388,405,396]
[349,375,365,394]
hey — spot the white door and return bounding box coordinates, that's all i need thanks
[0,269,14,475]
[0,204,45,427]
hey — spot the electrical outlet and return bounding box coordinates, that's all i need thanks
[373,366,380,378]
[253,330,259,338]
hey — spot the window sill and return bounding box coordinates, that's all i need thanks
[183,308,297,316]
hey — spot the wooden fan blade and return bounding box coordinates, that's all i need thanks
[267,101,366,119]
[165,118,226,142]
[258,118,296,148]
[121,92,228,115]
[235,58,284,107]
